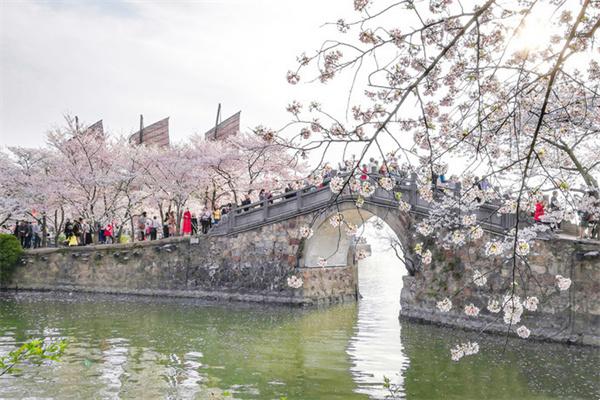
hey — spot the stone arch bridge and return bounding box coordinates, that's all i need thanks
[210,175,515,271]
[7,177,600,345]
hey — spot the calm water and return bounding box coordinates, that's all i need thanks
[0,254,598,399]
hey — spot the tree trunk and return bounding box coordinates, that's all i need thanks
[548,138,599,189]
[41,214,47,247]
[130,215,135,243]
[158,203,164,224]
[0,214,10,227]
[53,208,65,246]
[175,205,182,236]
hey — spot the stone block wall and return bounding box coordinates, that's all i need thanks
[400,235,600,346]
[300,265,358,304]
[4,213,357,306]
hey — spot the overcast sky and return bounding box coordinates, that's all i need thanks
[0,0,354,147]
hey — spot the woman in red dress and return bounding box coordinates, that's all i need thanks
[360,164,369,180]
[534,199,545,223]
[182,208,192,235]
[104,223,113,244]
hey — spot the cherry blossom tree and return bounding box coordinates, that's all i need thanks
[2,120,304,242]
[278,0,600,361]
[0,155,21,227]
[141,145,208,233]
[193,133,306,207]
[2,145,72,245]
[44,117,115,224]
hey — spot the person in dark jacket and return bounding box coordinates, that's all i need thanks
[17,220,28,247]
[23,222,33,249]
[163,217,170,238]
[191,214,198,236]
[64,219,74,241]
[241,194,252,211]
[284,183,296,199]
[97,221,105,244]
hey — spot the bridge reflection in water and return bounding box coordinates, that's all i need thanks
[347,217,408,399]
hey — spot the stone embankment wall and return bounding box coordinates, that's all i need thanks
[4,215,357,305]
[400,236,600,346]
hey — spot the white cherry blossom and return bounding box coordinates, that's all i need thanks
[516,325,531,339]
[556,275,572,291]
[287,275,303,289]
[464,303,480,317]
[299,226,313,239]
[437,298,452,312]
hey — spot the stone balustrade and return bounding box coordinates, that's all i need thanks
[212,173,517,236]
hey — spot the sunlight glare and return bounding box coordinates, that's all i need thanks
[515,15,555,52]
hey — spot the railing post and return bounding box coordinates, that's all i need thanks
[409,172,418,206]
[296,189,303,211]
[454,181,462,198]
[263,200,268,221]
[229,208,235,232]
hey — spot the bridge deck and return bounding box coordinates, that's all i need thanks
[210,175,518,236]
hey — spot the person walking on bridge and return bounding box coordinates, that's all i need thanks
[360,164,368,181]
[284,183,295,199]
[534,197,545,224]
[241,193,252,211]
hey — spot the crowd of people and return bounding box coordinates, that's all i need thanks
[7,220,43,249]
[2,156,599,247]
[525,190,599,239]
[135,206,231,241]
[0,205,232,248]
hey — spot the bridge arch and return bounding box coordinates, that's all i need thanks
[301,200,417,275]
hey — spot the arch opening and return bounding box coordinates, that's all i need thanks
[301,202,416,277]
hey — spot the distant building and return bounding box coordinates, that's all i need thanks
[129,116,170,147]
[204,111,240,141]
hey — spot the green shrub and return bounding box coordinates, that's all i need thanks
[0,234,23,284]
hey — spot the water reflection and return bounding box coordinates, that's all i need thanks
[0,293,364,399]
[400,321,599,399]
[0,272,598,399]
[349,250,407,399]
[99,338,129,399]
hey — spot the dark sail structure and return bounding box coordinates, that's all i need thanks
[129,116,170,147]
[204,110,240,141]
